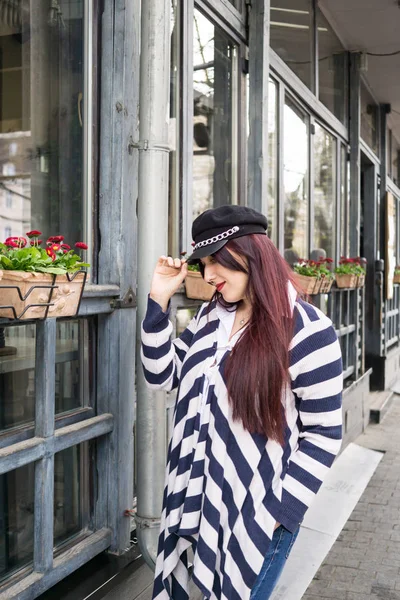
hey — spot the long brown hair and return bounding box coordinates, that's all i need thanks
[206,234,298,445]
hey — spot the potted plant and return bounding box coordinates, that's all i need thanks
[394,265,400,284]
[293,259,321,295]
[355,257,367,288]
[0,232,89,320]
[182,253,214,301]
[334,257,363,289]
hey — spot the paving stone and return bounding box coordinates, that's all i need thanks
[302,397,400,600]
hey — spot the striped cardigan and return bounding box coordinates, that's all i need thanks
[141,294,343,600]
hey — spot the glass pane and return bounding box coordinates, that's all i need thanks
[317,9,348,125]
[313,124,336,261]
[391,133,400,186]
[168,0,180,257]
[54,444,88,547]
[0,463,34,581]
[55,320,91,415]
[0,1,85,246]
[0,320,91,432]
[270,0,313,91]
[268,79,278,245]
[283,98,309,264]
[360,82,379,155]
[340,144,349,257]
[193,10,237,220]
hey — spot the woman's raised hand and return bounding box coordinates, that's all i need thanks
[150,255,188,311]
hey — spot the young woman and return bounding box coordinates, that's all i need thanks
[141,205,343,600]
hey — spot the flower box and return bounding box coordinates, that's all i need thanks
[394,273,400,284]
[0,270,86,320]
[185,271,214,301]
[295,274,319,295]
[319,276,334,293]
[335,273,357,289]
[356,274,365,288]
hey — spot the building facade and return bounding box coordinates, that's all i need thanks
[0,0,399,598]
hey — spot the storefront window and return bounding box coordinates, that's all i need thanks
[0,0,84,243]
[0,320,91,433]
[193,9,238,220]
[313,124,336,261]
[360,82,379,155]
[283,98,309,263]
[0,463,34,581]
[268,79,278,244]
[270,0,313,91]
[317,9,348,125]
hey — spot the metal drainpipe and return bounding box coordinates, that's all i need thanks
[135,0,171,569]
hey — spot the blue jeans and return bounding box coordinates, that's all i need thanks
[250,525,300,600]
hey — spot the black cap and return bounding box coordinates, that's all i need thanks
[188,205,268,262]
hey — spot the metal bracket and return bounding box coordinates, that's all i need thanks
[110,287,137,310]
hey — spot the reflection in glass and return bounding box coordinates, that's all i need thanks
[0,1,84,245]
[283,99,309,263]
[317,9,347,125]
[313,124,336,261]
[360,82,378,155]
[268,79,278,244]
[193,10,237,220]
[0,320,90,432]
[0,463,34,581]
[54,444,87,546]
[270,0,313,91]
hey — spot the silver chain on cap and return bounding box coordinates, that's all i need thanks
[193,226,239,250]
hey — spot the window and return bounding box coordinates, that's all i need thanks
[192,9,239,220]
[5,190,12,208]
[0,0,85,243]
[268,79,278,244]
[0,321,92,434]
[317,8,348,125]
[283,98,309,263]
[340,144,349,257]
[4,227,11,238]
[0,464,34,582]
[270,0,313,91]
[313,124,336,261]
[391,133,400,186]
[360,82,379,155]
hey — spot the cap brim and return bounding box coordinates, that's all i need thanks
[187,238,228,263]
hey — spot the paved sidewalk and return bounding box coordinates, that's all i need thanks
[303,395,400,600]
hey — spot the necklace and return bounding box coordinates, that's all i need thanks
[238,314,251,326]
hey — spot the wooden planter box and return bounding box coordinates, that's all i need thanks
[0,270,86,320]
[394,273,400,284]
[356,273,366,288]
[319,276,334,293]
[295,274,319,295]
[185,271,214,301]
[335,273,357,289]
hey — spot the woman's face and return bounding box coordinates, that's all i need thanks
[201,251,249,304]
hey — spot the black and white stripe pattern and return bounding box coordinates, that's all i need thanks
[141,294,343,599]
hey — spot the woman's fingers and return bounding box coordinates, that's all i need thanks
[157,256,186,270]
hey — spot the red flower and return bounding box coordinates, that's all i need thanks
[61,243,71,253]
[46,247,56,261]
[5,236,27,248]
[51,244,61,252]
[75,242,88,250]
[5,240,18,248]
[47,235,64,243]
[326,258,333,263]
[26,230,42,238]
